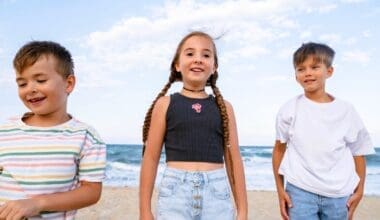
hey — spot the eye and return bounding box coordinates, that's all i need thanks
[185,52,193,56]
[17,83,27,88]
[37,79,47,83]
[296,67,304,72]
[203,54,211,58]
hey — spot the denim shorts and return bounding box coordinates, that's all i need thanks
[156,167,235,220]
[286,183,349,220]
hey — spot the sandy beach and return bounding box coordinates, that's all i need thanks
[76,187,380,220]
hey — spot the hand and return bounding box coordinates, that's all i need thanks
[0,199,41,220]
[277,190,292,220]
[347,191,363,220]
[139,211,154,220]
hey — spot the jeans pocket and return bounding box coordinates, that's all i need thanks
[210,178,231,200]
[158,175,181,197]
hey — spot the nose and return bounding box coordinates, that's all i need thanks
[193,54,203,64]
[304,67,313,76]
[25,82,38,94]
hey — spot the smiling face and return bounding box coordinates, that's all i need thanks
[175,35,216,89]
[295,55,333,97]
[16,54,75,125]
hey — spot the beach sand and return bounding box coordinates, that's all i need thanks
[76,187,380,220]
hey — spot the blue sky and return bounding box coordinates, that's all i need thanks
[1,0,379,146]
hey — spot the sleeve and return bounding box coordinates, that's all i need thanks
[78,126,107,182]
[345,106,375,156]
[275,102,294,144]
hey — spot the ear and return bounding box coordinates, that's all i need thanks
[65,74,76,94]
[295,72,301,83]
[326,66,334,78]
[175,62,180,73]
[211,65,217,75]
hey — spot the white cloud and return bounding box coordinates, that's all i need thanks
[340,0,366,3]
[319,33,342,44]
[362,30,371,38]
[300,30,312,39]
[342,50,370,64]
[277,47,295,59]
[81,0,342,88]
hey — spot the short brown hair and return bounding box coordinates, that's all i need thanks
[13,41,74,78]
[293,42,335,68]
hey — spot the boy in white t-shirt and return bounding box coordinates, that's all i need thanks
[272,42,374,220]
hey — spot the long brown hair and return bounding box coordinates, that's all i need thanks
[142,31,236,199]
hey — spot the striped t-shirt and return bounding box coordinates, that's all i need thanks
[0,114,106,220]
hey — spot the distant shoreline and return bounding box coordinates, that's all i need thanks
[105,144,380,148]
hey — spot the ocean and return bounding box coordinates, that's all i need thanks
[105,144,380,196]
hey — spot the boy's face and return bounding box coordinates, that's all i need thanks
[15,55,75,123]
[175,35,216,87]
[295,55,333,95]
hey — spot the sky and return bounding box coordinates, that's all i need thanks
[0,0,379,146]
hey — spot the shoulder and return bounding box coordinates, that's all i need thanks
[67,117,105,145]
[222,99,235,116]
[156,95,170,106]
[278,95,301,115]
[333,96,354,109]
[0,115,23,129]
[223,99,233,110]
[154,95,171,112]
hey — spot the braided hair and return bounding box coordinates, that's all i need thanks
[142,31,236,199]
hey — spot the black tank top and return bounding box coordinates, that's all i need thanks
[164,93,224,163]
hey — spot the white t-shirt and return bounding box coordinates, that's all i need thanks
[276,94,374,197]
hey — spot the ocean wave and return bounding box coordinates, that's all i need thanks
[104,145,380,195]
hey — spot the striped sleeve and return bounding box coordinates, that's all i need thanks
[78,126,107,182]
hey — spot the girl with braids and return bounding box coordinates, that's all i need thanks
[139,31,248,220]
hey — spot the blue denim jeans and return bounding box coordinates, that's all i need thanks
[286,183,349,220]
[156,167,235,220]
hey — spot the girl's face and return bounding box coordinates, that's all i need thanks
[175,35,216,87]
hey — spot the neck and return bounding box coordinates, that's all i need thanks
[183,87,205,93]
[23,112,71,127]
[305,91,333,103]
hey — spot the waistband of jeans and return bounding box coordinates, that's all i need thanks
[163,166,227,183]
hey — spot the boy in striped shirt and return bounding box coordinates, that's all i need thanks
[0,41,106,219]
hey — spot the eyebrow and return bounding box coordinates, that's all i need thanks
[16,73,47,82]
[183,48,212,53]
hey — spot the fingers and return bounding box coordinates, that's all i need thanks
[0,203,12,220]
[280,194,292,220]
[280,199,289,220]
[0,202,27,220]
[284,193,293,208]
[346,196,354,208]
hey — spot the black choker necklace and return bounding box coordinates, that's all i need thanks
[183,87,205,93]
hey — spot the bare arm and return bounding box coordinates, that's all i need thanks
[0,181,101,219]
[225,101,248,220]
[347,155,366,220]
[272,140,291,220]
[139,96,169,220]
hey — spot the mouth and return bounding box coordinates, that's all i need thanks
[28,97,46,104]
[190,67,204,73]
[304,79,316,84]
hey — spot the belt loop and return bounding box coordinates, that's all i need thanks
[181,170,186,183]
[203,172,208,185]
